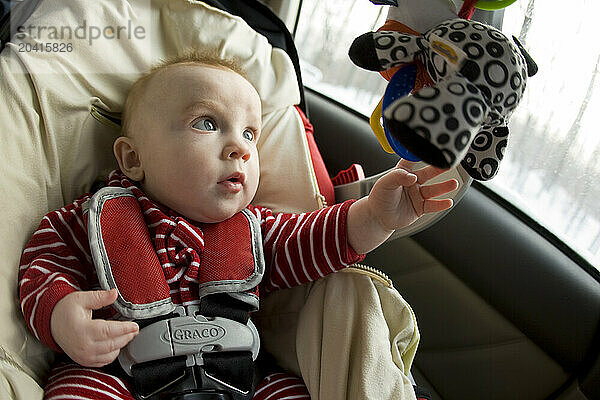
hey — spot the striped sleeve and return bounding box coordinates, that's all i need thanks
[248,200,365,293]
[18,195,95,351]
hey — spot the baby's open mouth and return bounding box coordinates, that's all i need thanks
[220,172,245,184]
[218,172,245,191]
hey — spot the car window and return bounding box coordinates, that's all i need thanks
[295,0,600,269]
[295,1,388,115]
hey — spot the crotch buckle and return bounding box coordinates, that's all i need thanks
[118,305,260,377]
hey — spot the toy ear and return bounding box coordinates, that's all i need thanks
[349,33,382,71]
[350,31,424,72]
[512,36,538,77]
[369,0,398,5]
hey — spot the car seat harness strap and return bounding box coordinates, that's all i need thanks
[85,187,265,320]
[84,187,263,399]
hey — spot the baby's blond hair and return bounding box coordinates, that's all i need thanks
[121,49,246,136]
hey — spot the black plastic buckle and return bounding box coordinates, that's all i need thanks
[132,361,254,400]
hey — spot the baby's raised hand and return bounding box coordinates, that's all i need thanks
[368,159,458,232]
[347,160,458,254]
[50,289,139,367]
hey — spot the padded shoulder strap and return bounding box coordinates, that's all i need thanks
[86,187,175,320]
[196,208,265,311]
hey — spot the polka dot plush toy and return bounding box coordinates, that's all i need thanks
[349,0,537,180]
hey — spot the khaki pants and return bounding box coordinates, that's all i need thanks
[255,266,419,400]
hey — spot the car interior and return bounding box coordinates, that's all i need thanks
[1,0,599,399]
[265,1,600,398]
[305,86,600,399]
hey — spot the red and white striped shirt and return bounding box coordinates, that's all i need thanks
[19,170,363,352]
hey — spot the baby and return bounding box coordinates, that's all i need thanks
[19,51,457,400]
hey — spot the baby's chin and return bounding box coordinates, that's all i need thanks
[185,205,248,224]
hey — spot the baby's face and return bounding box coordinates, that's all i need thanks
[129,63,262,223]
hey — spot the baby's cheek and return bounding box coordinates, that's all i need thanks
[250,166,261,191]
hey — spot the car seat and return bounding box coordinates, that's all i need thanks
[0,1,470,399]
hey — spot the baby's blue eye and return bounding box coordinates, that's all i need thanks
[194,118,217,131]
[242,130,255,141]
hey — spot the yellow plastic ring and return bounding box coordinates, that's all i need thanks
[370,99,395,154]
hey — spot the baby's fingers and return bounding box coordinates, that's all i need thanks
[396,159,417,170]
[420,179,459,199]
[375,168,418,191]
[93,319,139,340]
[395,159,452,184]
[414,165,451,184]
[95,330,138,355]
[87,349,122,368]
[84,321,139,367]
[423,198,454,214]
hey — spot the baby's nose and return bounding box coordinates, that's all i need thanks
[224,141,251,161]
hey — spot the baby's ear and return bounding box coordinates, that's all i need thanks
[113,136,144,181]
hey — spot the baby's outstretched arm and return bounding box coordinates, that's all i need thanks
[347,160,458,254]
[50,289,139,368]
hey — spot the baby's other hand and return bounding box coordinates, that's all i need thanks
[50,289,139,367]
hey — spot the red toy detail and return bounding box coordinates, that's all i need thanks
[458,0,479,20]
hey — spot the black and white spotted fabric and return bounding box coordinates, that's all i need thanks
[350,18,536,180]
